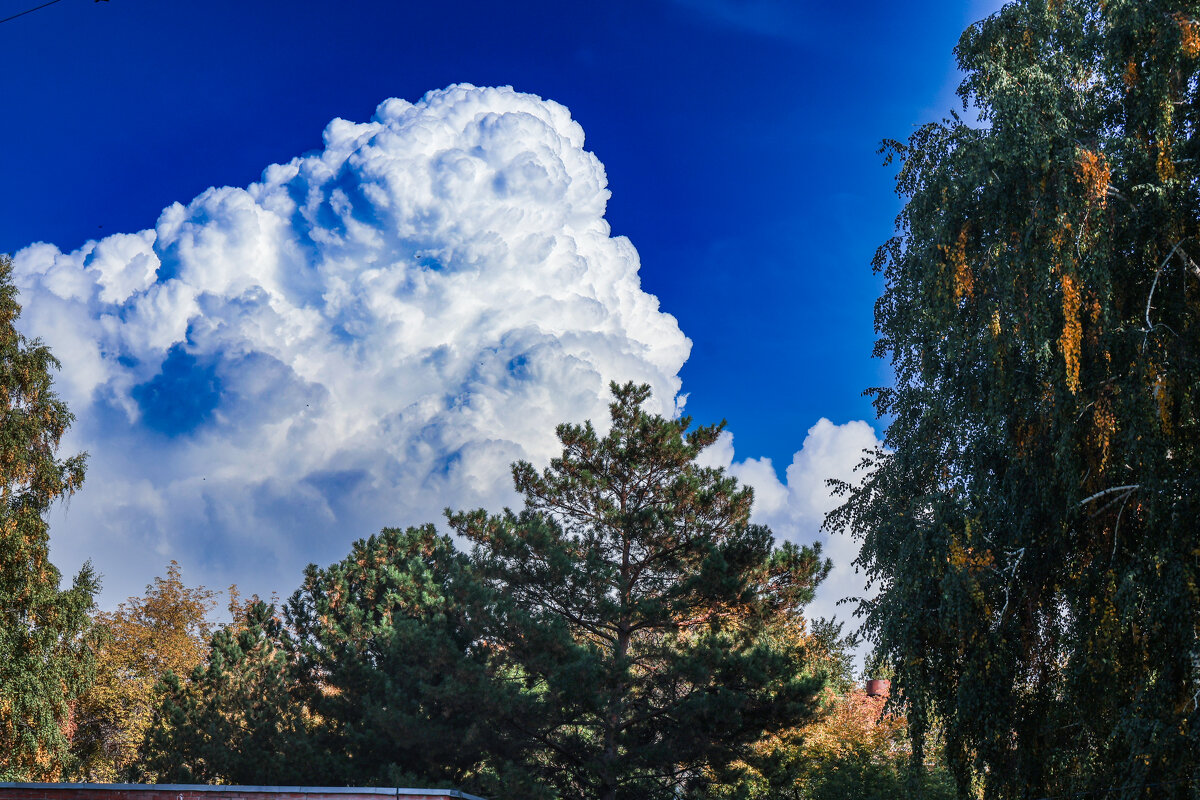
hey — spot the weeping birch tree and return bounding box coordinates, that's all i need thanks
[830,1,1200,797]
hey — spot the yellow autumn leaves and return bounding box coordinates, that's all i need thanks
[71,563,218,780]
[1178,13,1200,59]
[1076,149,1109,205]
[949,226,973,303]
[1059,272,1083,395]
[949,536,995,575]
[937,148,1108,398]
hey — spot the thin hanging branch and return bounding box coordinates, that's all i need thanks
[1145,240,1187,333]
[1078,485,1141,506]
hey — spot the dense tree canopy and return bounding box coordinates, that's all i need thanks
[27,3,1200,795]
[140,527,537,796]
[285,524,533,792]
[0,254,97,780]
[141,383,835,800]
[830,1,1200,797]
[70,562,216,780]
[139,600,300,783]
[454,381,831,800]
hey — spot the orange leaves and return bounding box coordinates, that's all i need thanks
[802,687,908,763]
[1153,372,1173,434]
[1076,149,1110,205]
[1178,13,1200,58]
[1156,101,1177,183]
[1090,394,1116,475]
[949,536,995,574]
[1051,221,1075,267]
[940,224,973,303]
[1059,273,1082,394]
[77,562,218,779]
[1157,139,1177,182]
[953,227,973,302]
[1124,58,1139,89]
[1013,419,1035,458]
[59,701,77,742]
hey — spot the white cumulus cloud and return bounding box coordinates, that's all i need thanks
[699,418,883,657]
[15,84,878,628]
[17,85,689,602]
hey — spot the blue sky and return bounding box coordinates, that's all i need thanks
[2,0,1001,624]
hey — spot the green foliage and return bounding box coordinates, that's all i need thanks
[453,381,831,800]
[0,254,98,780]
[138,600,301,783]
[139,527,537,795]
[830,1,1200,796]
[701,622,954,800]
[285,524,535,793]
[804,755,954,800]
[807,618,858,696]
[69,562,216,780]
[796,687,955,800]
[141,383,840,799]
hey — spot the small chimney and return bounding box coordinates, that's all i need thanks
[865,679,891,698]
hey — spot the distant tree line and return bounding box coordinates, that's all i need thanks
[127,383,950,800]
[0,277,948,800]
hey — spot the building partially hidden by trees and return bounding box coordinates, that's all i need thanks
[830,0,1200,797]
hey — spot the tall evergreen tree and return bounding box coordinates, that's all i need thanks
[139,601,301,783]
[830,1,1200,796]
[140,528,540,796]
[285,525,537,793]
[453,382,830,800]
[0,254,97,780]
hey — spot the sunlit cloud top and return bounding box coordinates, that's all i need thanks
[16,84,690,600]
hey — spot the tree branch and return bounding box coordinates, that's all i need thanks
[1174,243,1200,283]
[1078,485,1141,506]
[1144,240,1186,333]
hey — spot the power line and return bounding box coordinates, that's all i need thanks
[0,0,68,26]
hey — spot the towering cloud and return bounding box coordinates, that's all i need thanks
[17,85,688,599]
[15,85,878,630]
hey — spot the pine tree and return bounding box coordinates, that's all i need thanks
[452,382,830,800]
[139,528,539,795]
[0,254,97,780]
[139,601,301,783]
[829,1,1200,796]
[285,525,535,792]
